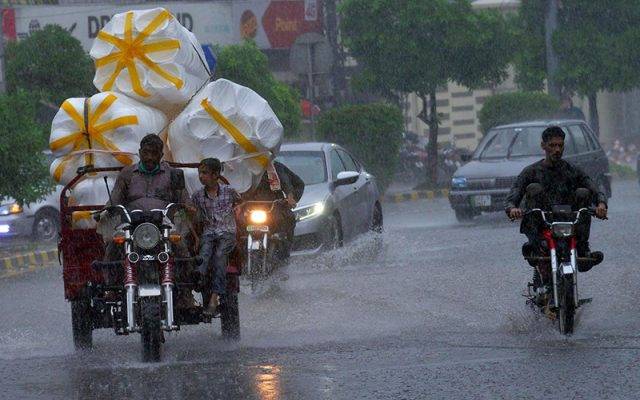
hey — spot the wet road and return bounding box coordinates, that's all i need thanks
[2,180,640,399]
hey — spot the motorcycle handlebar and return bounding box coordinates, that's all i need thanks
[523,207,603,224]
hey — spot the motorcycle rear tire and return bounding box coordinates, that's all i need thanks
[220,292,240,340]
[71,298,93,350]
[557,277,575,335]
[140,298,162,362]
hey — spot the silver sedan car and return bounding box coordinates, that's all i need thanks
[276,142,383,255]
[0,186,62,242]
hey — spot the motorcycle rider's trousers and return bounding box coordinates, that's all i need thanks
[198,232,236,295]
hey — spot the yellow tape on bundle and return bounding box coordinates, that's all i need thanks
[50,94,139,182]
[95,10,184,97]
[200,99,269,169]
[72,211,93,224]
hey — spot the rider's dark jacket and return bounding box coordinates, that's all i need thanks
[505,159,607,237]
[247,161,304,203]
[504,159,607,214]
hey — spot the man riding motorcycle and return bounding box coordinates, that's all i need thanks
[505,126,608,279]
[102,134,196,305]
[241,160,304,258]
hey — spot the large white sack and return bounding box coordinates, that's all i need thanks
[90,8,211,115]
[68,177,116,229]
[168,78,284,193]
[49,91,167,184]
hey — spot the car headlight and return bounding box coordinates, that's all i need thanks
[552,223,574,238]
[249,210,268,224]
[0,203,23,216]
[295,202,325,221]
[132,223,161,250]
[451,177,467,189]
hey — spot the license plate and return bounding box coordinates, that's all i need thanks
[247,225,269,232]
[472,195,491,207]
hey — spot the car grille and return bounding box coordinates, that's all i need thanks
[495,177,517,189]
[464,177,516,190]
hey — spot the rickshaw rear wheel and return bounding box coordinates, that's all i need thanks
[220,292,240,340]
[71,298,93,350]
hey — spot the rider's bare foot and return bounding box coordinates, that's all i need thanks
[203,294,220,317]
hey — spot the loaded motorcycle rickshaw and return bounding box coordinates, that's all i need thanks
[59,164,241,362]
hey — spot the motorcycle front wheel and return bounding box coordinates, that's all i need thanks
[248,249,267,293]
[140,297,162,362]
[557,276,575,335]
[220,292,240,340]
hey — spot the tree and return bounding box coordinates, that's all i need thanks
[215,41,301,137]
[0,91,53,205]
[317,103,403,190]
[5,25,95,107]
[340,0,514,186]
[478,92,559,133]
[515,0,640,136]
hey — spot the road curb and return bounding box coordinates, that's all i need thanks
[0,249,58,278]
[384,189,449,203]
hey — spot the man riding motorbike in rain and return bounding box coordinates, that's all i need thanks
[241,160,304,259]
[100,134,197,306]
[505,126,608,289]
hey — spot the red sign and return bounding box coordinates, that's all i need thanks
[262,0,323,49]
[2,9,16,41]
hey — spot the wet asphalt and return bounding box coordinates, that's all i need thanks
[1,180,640,400]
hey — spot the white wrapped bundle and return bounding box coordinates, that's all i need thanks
[69,177,116,229]
[90,8,211,115]
[168,79,284,193]
[49,91,167,184]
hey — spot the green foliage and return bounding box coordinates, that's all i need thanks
[215,41,301,137]
[317,103,403,190]
[0,91,54,205]
[5,25,95,107]
[339,0,515,185]
[609,162,637,180]
[554,1,640,96]
[512,0,547,90]
[339,0,515,95]
[478,92,560,133]
[515,0,640,95]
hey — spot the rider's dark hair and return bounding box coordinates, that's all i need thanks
[541,126,565,143]
[199,158,222,174]
[140,134,164,153]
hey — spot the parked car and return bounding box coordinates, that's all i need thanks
[0,186,62,242]
[448,119,611,222]
[276,142,383,255]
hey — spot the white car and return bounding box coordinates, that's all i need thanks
[0,186,62,242]
[277,142,383,255]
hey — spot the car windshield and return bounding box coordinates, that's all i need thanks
[479,126,548,159]
[276,151,327,185]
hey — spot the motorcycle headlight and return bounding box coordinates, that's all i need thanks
[0,203,23,216]
[132,223,161,250]
[451,177,467,189]
[249,210,268,224]
[294,202,325,222]
[552,223,574,238]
